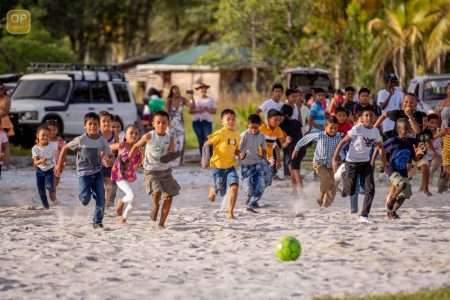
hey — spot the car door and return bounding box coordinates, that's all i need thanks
[91,81,115,116]
[110,81,137,126]
[65,81,91,135]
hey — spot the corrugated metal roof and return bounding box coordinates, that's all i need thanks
[148,45,210,65]
[147,44,253,69]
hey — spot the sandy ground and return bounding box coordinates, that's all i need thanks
[0,166,449,300]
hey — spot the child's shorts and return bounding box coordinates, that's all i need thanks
[211,167,239,197]
[144,168,180,198]
[102,166,112,178]
[390,172,412,199]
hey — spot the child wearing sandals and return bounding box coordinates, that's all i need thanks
[111,125,142,224]
[129,111,181,230]
[32,126,59,209]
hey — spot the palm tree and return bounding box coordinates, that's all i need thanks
[368,0,442,86]
[424,0,450,73]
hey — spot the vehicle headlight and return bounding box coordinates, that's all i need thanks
[20,111,39,121]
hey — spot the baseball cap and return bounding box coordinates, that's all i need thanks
[385,73,398,82]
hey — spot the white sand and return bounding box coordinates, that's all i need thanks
[0,166,449,299]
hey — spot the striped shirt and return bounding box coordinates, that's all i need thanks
[294,131,342,168]
[310,100,326,133]
[259,124,284,158]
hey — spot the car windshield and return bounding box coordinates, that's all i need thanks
[424,78,450,102]
[290,73,333,91]
[12,80,70,102]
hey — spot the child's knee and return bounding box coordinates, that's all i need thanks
[230,183,239,191]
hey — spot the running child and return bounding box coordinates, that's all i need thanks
[32,126,59,209]
[239,114,267,213]
[203,109,243,219]
[292,116,342,208]
[55,112,114,228]
[375,93,434,196]
[111,124,142,224]
[280,104,304,195]
[259,109,287,187]
[99,111,119,207]
[45,120,66,187]
[333,107,383,223]
[383,119,425,219]
[129,111,181,229]
[109,114,125,207]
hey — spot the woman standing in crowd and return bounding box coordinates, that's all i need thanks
[165,85,194,165]
[189,82,217,156]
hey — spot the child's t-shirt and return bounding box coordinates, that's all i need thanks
[338,122,353,138]
[386,110,425,137]
[383,137,417,177]
[280,118,302,153]
[208,128,241,169]
[240,130,267,165]
[259,124,284,159]
[346,124,381,162]
[143,130,171,171]
[32,144,57,171]
[49,138,66,164]
[259,99,283,122]
[67,133,112,177]
[309,100,326,133]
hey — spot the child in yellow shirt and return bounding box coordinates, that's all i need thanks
[203,109,244,219]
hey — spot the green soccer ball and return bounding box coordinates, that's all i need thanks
[275,236,302,261]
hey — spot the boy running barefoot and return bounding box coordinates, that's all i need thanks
[129,111,180,230]
[333,107,383,224]
[383,119,425,219]
[55,113,114,228]
[203,109,243,219]
[293,116,342,208]
[240,114,267,213]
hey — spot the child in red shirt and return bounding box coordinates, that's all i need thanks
[335,107,353,138]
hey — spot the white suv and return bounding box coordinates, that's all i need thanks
[9,63,138,146]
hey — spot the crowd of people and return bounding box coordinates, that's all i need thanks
[1,73,450,229]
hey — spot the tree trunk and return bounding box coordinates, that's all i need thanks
[251,19,257,93]
[334,49,341,89]
[412,46,417,78]
[399,45,406,87]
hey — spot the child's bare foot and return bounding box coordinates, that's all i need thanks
[424,190,432,196]
[52,199,60,205]
[149,208,158,221]
[208,187,216,202]
[119,217,126,224]
[115,198,124,216]
[226,212,235,219]
[157,224,165,230]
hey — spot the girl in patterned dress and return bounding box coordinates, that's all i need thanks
[111,125,143,224]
